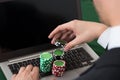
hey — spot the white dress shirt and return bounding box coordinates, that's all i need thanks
[97,25,120,50]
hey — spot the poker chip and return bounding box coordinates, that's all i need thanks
[40,52,53,73]
[53,49,64,60]
[52,60,66,77]
[54,40,67,47]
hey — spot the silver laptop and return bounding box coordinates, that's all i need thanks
[0,0,99,80]
[0,43,99,80]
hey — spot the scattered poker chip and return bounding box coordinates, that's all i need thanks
[52,60,66,77]
[54,40,67,47]
[53,49,64,60]
[40,52,53,73]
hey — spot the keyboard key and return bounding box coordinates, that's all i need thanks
[8,47,93,78]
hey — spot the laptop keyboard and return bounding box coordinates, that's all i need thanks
[8,47,93,77]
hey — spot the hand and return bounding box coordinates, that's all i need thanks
[11,65,39,80]
[48,20,107,51]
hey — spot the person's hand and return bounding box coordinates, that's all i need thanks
[11,65,39,80]
[93,0,120,26]
[48,20,107,51]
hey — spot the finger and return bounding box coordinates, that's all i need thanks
[48,24,68,39]
[51,30,68,44]
[69,33,75,40]
[64,37,84,51]
[51,32,62,44]
[11,74,17,80]
[31,67,39,80]
[60,31,73,40]
[25,65,33,73]
[18,67,25,74]
[65,33,75,42]
[48,20,78,39]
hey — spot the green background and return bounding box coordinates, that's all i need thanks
[0,0,105,79]
[0,67,6,80]
[81,0,105,56]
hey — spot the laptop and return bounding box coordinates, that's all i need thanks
[0,0,99,80]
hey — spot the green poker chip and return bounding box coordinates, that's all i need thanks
[40,52,52,60]
[54,60,65,66]
[53,49,64,60]
[54,49,64,56]
[40,52,53,73]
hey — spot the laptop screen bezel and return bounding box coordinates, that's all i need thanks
[0,0,82,62]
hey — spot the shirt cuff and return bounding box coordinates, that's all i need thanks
[97,28,111,49]
[108,26,120,49]
[97,25,120,50]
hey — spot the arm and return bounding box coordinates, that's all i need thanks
[93,0,120,49]
[75,0,120,80]
[48,20,107,51]
[75,48,120,80]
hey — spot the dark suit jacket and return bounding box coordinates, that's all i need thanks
[75,48,120,80]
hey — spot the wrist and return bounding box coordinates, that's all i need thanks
[97,24,108,38]
[109,19,120,27]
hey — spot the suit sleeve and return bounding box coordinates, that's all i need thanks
[75,48,120,80]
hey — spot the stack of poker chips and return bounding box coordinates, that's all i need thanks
[53,49,64,60]
[40,52,53,73]
[52,60,66,77]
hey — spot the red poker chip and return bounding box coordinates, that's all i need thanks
[52,60,66,77]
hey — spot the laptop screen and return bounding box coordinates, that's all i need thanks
[0,0,82,61]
